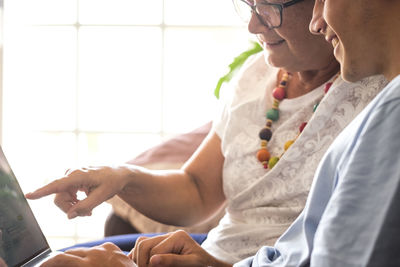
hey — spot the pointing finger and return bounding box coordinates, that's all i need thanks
[25,178,74,200]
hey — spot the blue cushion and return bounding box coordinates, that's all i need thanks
[60,233,208,253]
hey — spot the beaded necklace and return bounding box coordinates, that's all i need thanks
[256,71,337,169]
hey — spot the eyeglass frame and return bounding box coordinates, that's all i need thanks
[235,0,305,29]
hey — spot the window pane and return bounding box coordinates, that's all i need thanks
[4,0,77,25]
[77,133,162,165]
[79,0,163,25]
[2,132,76,192]
[3,26,77,132]
[78,27,163,132]
[163,27,251,133]
[165,0,243,25]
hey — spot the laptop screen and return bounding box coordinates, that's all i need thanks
[0,148,49,267]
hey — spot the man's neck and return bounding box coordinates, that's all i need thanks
[380,3,400,81]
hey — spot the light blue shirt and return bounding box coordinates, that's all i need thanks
[235,74,400,267]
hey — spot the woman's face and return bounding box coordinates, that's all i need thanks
[249,0,336,73]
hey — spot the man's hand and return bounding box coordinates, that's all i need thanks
[130,230,232,267]
[0,257,7,267]
[26,166,130,219]
[40,242,136,267]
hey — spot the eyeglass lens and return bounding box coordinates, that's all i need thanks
[234,0,282,28]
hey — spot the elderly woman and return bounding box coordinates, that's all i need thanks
[27,0,386,266]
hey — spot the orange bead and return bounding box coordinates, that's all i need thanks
[257,148,270,162]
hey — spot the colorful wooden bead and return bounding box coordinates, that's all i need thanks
[272,99,280,108]
[324,82,333,93]
[259,127,272,141]
[257,148,270,162]
[268,156,280,169]
[272,87,286,100]
[261,140,268,147]
[313,103,319,112]
[299,122,307,133]
[284,140,294,151]
[266,108,279,121]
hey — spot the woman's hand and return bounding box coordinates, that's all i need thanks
[26,165,131,219]
[130,230,232,267]
[40,242,135,267]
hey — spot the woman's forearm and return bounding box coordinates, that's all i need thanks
[116,164,224,226]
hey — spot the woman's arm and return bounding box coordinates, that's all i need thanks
[119,130,225,226]
[26,130,225,226]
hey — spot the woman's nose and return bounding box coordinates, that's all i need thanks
[248,12,267,34]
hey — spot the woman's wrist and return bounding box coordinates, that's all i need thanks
[116,164,147,196]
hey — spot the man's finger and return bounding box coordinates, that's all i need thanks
[150,230,195,258]
[130,237,150,261]
[64,247,91,257]
[0,257,7,267]
[134,235,170,267]
[149,254,202,267]
[40,253,85,267]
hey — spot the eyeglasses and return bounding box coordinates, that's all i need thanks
[233,0,305,29]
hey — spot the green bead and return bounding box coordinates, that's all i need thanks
[266,108,279,121]
[313,103,319,112]
[268,156,280,169]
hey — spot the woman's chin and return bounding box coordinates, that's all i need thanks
[263,53,292,71]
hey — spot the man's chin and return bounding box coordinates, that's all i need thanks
[341,65,371,83]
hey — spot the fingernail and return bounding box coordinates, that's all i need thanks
[68,211,78,219]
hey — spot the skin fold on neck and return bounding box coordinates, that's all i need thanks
[280,60,340,99]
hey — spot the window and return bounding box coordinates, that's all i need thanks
[2,0,251,249]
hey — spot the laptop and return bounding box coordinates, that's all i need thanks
[0,147,60,267]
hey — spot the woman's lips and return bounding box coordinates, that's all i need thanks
[262,39,285,49]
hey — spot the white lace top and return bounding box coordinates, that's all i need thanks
[201,54,387,264]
